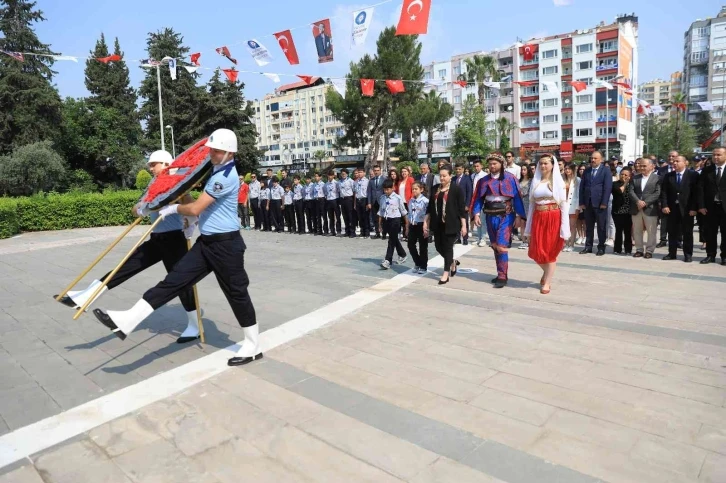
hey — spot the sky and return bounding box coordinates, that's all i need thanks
[29,0,725,102]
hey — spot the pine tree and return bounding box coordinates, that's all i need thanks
[138,28,204,152]
[0,0,62,153]
[694,111,716,147]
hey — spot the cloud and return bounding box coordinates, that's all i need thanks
[553,0,573,6]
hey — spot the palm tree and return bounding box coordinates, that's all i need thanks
[418,90,454,163]
[460,55,500,114]
[664,92,688,149]
[494,117,517,151]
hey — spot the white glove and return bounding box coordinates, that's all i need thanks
[136,205,150,217]
[158,204,178,220]
[182,215,198,239]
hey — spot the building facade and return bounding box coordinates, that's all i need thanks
[639,73,681,120]
[683,7,726,129]
[419,14,640,162]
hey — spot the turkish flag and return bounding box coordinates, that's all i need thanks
[637,104,645,115]
[396,0,431,35]
[569,81,587,93]
[216,46,237,65]
[454,80,467,88]
[360,79,375,96]
[520,44,537,61]
[674,103,687,111]
[190,53,201,66]
[612,80,631,89]
[274,30,300,65]
[386,80,405,94]
[222,68,238,83]
[514,81,536,87]
[297,75,314,85]
[97,54,121,64]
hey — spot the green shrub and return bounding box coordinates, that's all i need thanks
[0,198,19,239]
[0,141,67,196]
[64,169,98,193]
[135,170,152,190]
[395,161,421,176]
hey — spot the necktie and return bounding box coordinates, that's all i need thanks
[718,166,723,182]
[591,168,596,180]
[677,173,681,186]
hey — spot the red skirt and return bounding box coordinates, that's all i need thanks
[528,207,564,264]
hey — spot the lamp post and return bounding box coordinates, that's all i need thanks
[142,62,165,150]
[718,61,726,147]
[507,105,514,149]
[606,95,612,160]
[165,125,175,158]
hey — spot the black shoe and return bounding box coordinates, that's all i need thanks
[463,239,469,246]
[579,249,592,254]
[656,241,667,248]
[371,234,381,239]
[455,239,462,245]
[721,258,726,266]
[596,250,605,256]
[54,295,77,308]
[633,252,644,258]
[644,253,653,259]
[700,256,715,265]
[227,353,264,366]
[662,255,677,260]
[382,235,387,240]
[494,279,507,289]
[176,336,200,344]
[92,309,126,341]
[684,255,692,263]
[490,277,500,283]
[438,277,450,285]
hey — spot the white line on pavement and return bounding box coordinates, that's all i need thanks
[0,245,472,470]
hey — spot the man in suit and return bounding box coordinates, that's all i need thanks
[453,163,473,245]
[418,162,435,198]
[265,168,274,188]
[698,147,726,265]
[315,23,332,61]
[629,157,661,259]
[660,155,699,262]
[656,151,679,248]
[578,151,613,256]
[366,165,387,239]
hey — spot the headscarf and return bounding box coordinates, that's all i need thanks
[530,154,566,205]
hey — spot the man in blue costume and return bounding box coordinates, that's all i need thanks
[472,153,526,288]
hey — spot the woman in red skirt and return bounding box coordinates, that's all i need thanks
[524,154,570,294]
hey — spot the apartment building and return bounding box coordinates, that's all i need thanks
[639,73,681,120]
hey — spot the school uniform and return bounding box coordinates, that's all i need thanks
[248,180,262,230]
[355,177,370,238]
[324,179,342,236]
[407,194,429,270]
[314,180,327,234]
[258,187,271,231]
[338,177,355,237]
[379,192,408,262]
[283,190,295,233]
[304,182,314,234]
[269,184,284,232]
[293,183,305,234]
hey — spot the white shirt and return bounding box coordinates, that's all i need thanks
[505,164,521,179]
[472,170,486,190]
[640,173,651,192]
[398,180,407,200]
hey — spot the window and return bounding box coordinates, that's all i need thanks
[522,101,539,111]
[312,130,316,135]
[541,49,558,59]
[692,38,709,49]
[453,66,461,76]
[438,69,447,79]
[576,77,593,85]
[598,40,617,53]
[542,131,559,139]
[486,105,495,114]
[576,94,593,104]
[576,43,593,54]
[691,51,708,63]
[521,86,539,96]
[577,61,593,70]
[598,126,616,137]
[693,26,709,38]
[454,95,461,104]
[576,111,593,121]
[576,128,592,137]
[424,71,432,80]
[542,98,558,107]
[520,70,539,81]
[542,66,558,76]
[543,114,559,123]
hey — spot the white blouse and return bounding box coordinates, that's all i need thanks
[524,181,571,240]
[566,177,580,215]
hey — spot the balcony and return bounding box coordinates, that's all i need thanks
[596,63,618,73]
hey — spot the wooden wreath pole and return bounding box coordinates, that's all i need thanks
[56,217,144,301]
[186,238,205,343]
[73,217,163,320]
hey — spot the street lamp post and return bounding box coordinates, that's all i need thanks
[165,125,175,158]
[156,65,165,151]
[719,63,726,147]
[605,94,612,160]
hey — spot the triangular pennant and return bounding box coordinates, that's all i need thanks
[51,55,78,62]
[331,79,346,98]
[216,46,237,65]
[246,39,273,66]
[222,68,238,83]
[542,81,560,94]
[593,79,614,89]
[0,50,24,62]
[482,81,500,91]
[514,80,537,87]
[97,54,121,64]
[190,52,201,66]
[184,65,199,74]
[454,80,467,88]
[360,79,374,96]
[697,101,714,111]
[262,72,280,83]
[297,75,315,85]
[140,58,161,67]
[424,79,445,87]
[386,80,405,94]
[273,30,300,65]
[396,0,431,35]
[352,8,374,46]
[651,105,664,114]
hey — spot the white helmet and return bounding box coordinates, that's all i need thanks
[205,128,237,153]
[147,150,174,166]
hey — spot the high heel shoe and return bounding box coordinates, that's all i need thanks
[438,272,450,285]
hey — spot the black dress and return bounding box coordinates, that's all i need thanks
[428,184,465,271]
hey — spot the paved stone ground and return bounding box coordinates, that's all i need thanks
[1,225,725,482]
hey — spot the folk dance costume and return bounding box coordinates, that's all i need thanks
[55,150,201,344]
[524,161,570,265]
[92,129,262,367]
[471,157,526,285]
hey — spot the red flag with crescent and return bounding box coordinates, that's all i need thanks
[569,81,587,93]
[396,0,431,35]
[520,44,536,61]
[97,54,121,64]
[190,52,201,66]
[222,68,238,83]
[360,79,374,97]
[386,80,405,94]
[454,80,467,88]
[274,30,300,65]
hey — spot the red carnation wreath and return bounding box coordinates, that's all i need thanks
[138,138,213,211]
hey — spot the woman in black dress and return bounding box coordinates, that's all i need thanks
[424,164,467,285]
[611,166,633,255]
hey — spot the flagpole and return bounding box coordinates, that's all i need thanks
[157,65,165,151]
[720,67,726,147]
[605,94,610,160]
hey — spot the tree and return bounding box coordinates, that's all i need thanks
[135,170,152,190]
[495,117,516,153]
[694,111,716,147]
[417,91,454,163]
[0,0,62,153]
[0,141,66,195]
[644,115,696,157]
[192,70,260,174]
[461,55,500,113]
[451,97,490,160]
[138,28,204,151]
[663,93,688,149]
[312,149,327,165]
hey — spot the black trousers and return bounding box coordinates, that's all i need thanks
[260,200,270,231]
[372,201,381,235]
[659,213,668,242]
[326,199,342,235]
[293,200,305,233]
[356,199,370,237]
[143,231,255,328]
[315,198,327,234]
[434,228,457,272]
[102,230,196,312]
[705,204,726,258]
[383,218,406,262]
[249,198,261,230]
[667,209,694,257]
[237,203,249,228]
[613,213,632,254]
[341,196,355,236]
[284,205,295,232]
[269,200,283,232]
[407,224,428,269]
[584,205,608,251]
[304,200,314,233]
[696,212,706,243]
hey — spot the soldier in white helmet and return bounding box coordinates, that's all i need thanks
[55,150,202,344]
[93,129,262,367]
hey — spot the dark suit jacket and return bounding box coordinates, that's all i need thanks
[418,173,435,198]
[367,175,386,205]
[452,174,473,211]
[628,173,661,217]
[660,170,699,216]
[315,34,332,58]
[427,184,466,235]
[657,165,672,177]
[698,164,726,214]
[579,165,613,208]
